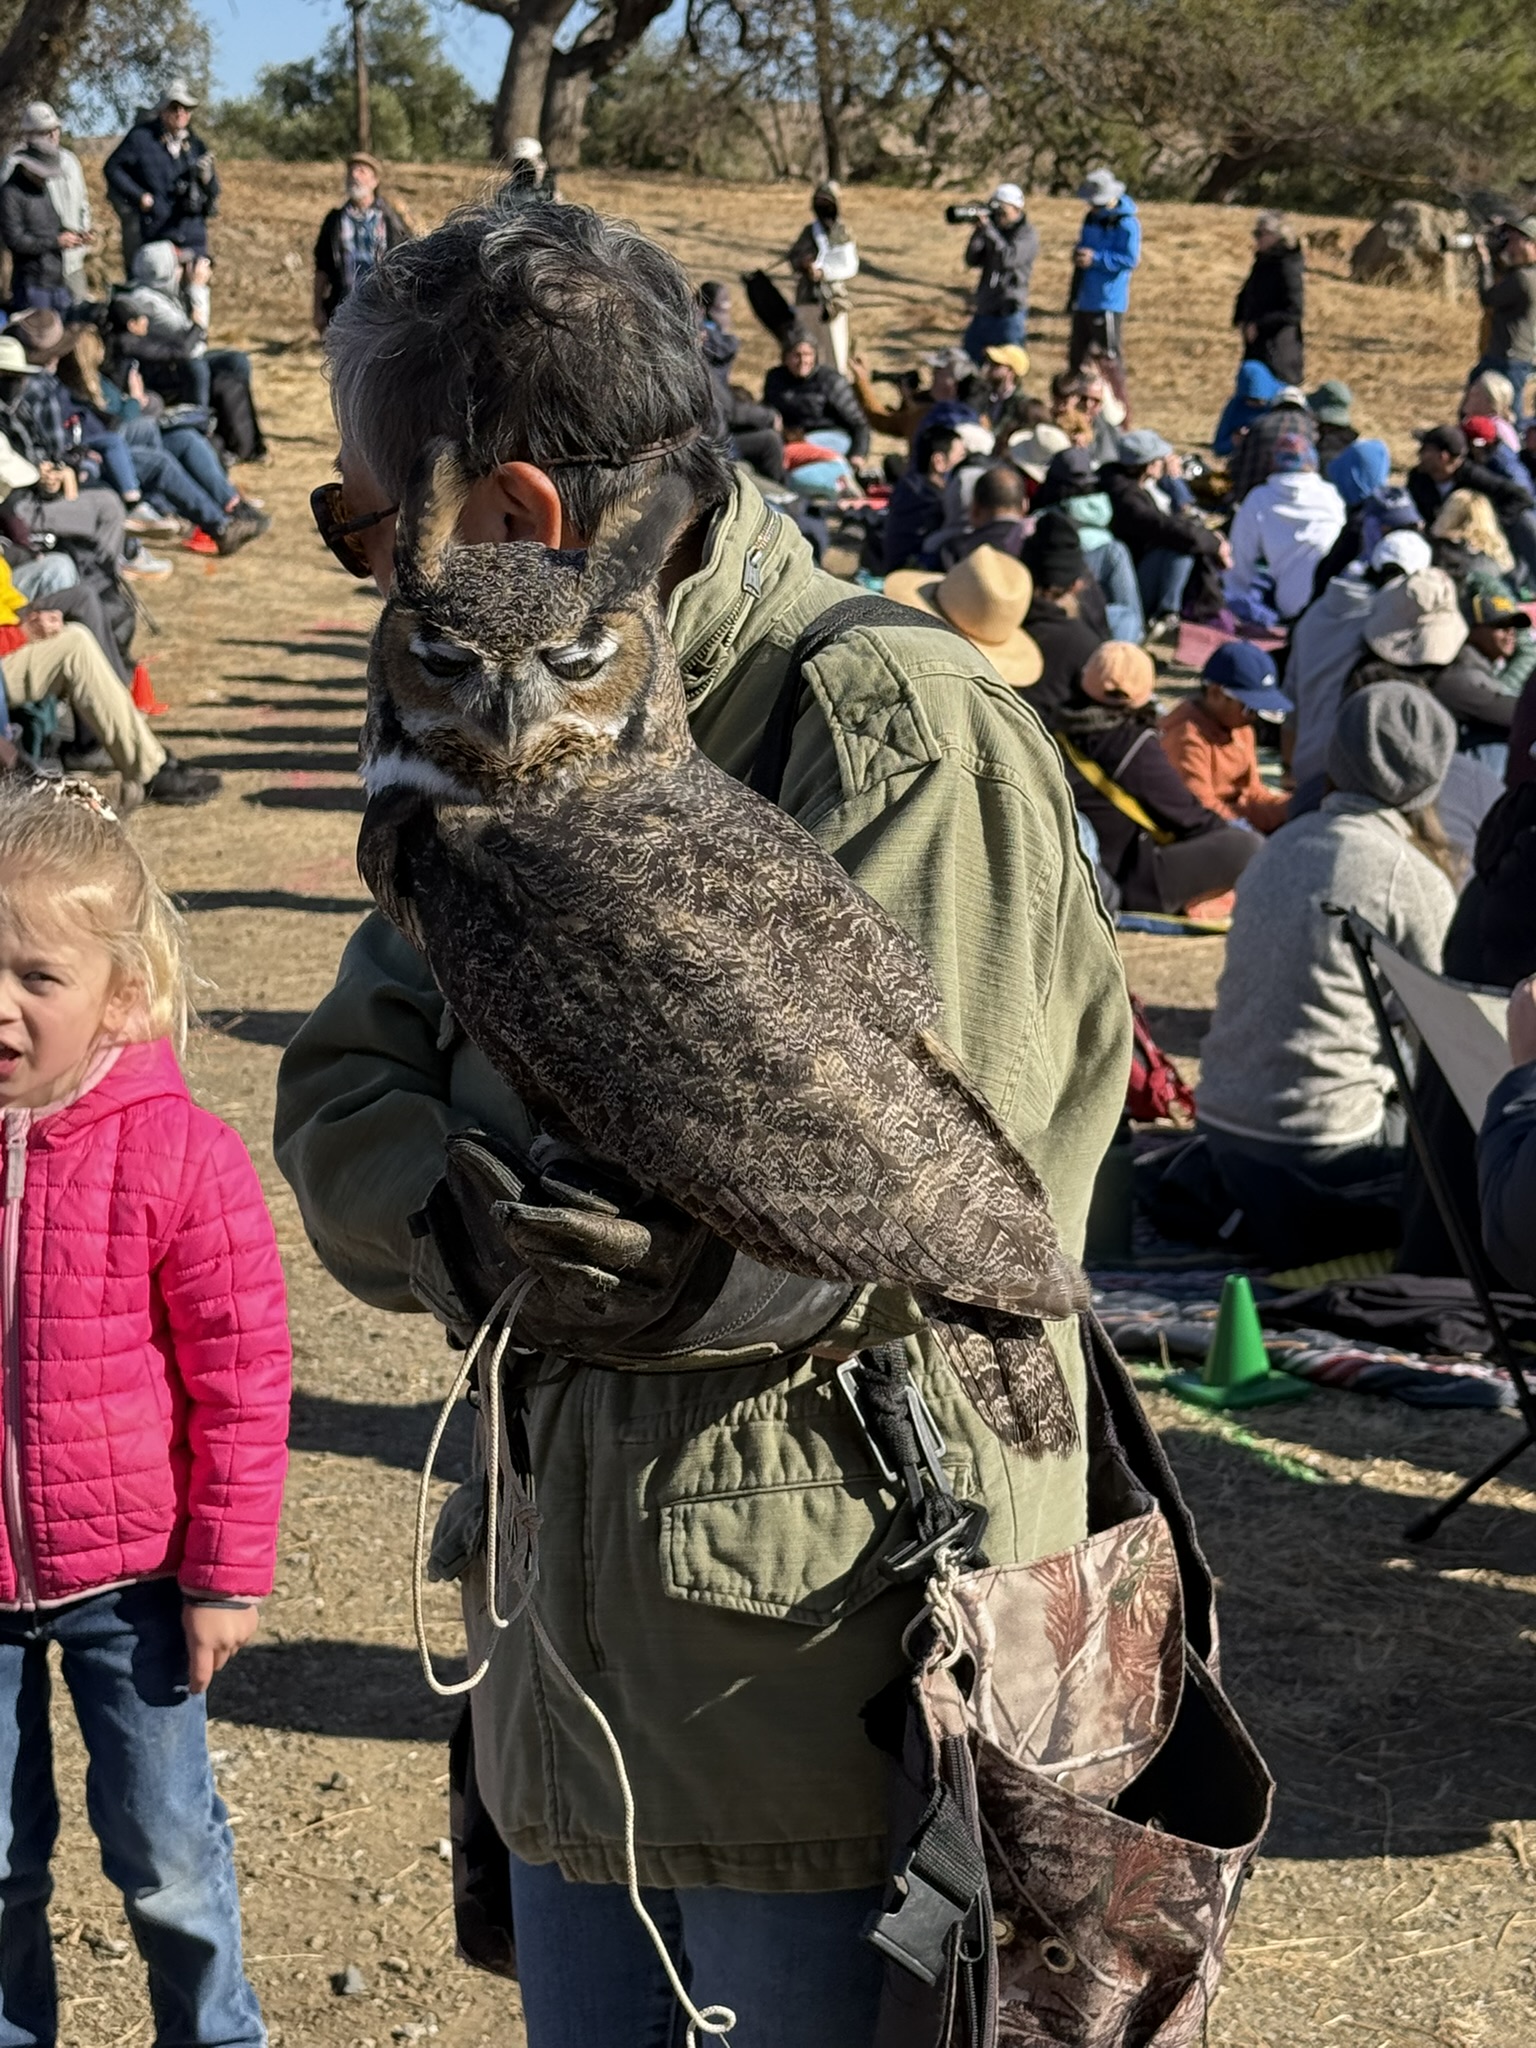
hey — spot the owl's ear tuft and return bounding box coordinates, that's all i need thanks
[585,475,694,608]
[397,438,470,586]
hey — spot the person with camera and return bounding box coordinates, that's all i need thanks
[1472,216,1536,415]
[954,182,1038,364]
[104,80,219,267]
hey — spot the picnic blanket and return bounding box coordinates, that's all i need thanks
[1095,1286,1519,1409]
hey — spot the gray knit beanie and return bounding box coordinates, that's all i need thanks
[1326,682,1456,812]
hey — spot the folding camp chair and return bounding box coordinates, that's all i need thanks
[1328,906,1536,1539]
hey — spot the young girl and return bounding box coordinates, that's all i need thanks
[0,777,290,2045]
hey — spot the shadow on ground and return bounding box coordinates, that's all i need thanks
[212,1640,465,1739]
[1153,1399,1536,1863]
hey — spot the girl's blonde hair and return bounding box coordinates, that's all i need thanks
[0,781,191,1050]
[1431,487,1515,573]
[1464,369,1516,422]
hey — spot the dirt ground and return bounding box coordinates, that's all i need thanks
[36,166,1536,2046]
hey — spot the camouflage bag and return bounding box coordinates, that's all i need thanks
[863,1314,1273,2048]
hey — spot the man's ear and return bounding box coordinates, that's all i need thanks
[585,475,694,606]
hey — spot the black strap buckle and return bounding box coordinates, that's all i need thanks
[863,1848,974,1988]
[836,1355,988,1578]
[881,1497,990,1583]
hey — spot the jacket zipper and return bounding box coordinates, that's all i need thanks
[682,509,774,689]
[1,1111,35,1606]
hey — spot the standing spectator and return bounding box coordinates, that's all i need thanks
[1307,380,1358,471]
[789,183,858,376]
[0,144,72,317]
[761,328,868,459]
[1048,640,1261,917]
[104,80,219,263]
[507,137,558,200]
[313,153,412,335]
[1068,169,1140,403]
[1160,642,1292,831]
[961,183,1038,363]
[1232,211,1305,385]
[1,104,90,306]
[882,419,962,573]
[1472,215,1536,413]
[1105,427,1225,639]
[1225,432,1346,624]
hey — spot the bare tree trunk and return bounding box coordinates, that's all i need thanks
[540,0,676,168]
[349,0,372,153]
[0,0,90,140]
[466,0,570,161]
[810,0,842,182]
[1193,140,1287,204]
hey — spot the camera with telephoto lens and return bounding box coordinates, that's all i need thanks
[945,202,992,225]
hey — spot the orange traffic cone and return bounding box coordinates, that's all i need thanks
[131,664,170,716]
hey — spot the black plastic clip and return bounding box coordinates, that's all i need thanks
[863,1851,973,1987]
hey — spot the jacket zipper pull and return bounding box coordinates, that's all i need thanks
[3,1116,23,1206]
[742,538,766,598]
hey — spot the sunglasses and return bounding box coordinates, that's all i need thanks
[310,481,399,578]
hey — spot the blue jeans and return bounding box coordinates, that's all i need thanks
[163,427,235,511]
[962,310,1026,362]
[131,446,229,531]
[1085,536,1145,641]
[0,1580,264,2048]
[6,286,72,319]
[1137,546,1195,621]
[9,555,78,603]
[79,424,140,501]
[507,1855,883,2048]
[803,428,852,458]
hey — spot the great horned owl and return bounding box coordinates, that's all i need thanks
[358,449,1087,1453]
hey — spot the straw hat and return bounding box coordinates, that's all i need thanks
[885,547,1043,687]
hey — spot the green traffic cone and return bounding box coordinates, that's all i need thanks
[1167,1273,1310,1409]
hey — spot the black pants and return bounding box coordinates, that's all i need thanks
[1123,824,1260,914]
[730,428,785,484]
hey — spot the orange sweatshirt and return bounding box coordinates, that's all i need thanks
[1159,697,1290,832]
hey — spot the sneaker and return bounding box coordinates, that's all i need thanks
[182,527,219,555]
[125,510,183,539]
[143,757,221,807]
[1145,613,1182,647]
[215,512,266,556]
[119,549,173,579]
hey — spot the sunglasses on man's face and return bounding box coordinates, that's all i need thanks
[310,482,399,578]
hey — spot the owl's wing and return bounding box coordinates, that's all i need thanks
[382,759,1081,1325]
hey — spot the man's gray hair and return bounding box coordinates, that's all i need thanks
[326,185,735,536]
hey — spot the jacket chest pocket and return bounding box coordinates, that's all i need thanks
[650,1400,974,1628]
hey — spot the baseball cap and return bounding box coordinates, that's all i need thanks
[1417,424,1468,460]
[20,101,59,134]
[984,343,1030,378]
[1462,414,1502,446]
[1201,640,1293,719]
[1116,428,1173,466]
[0,335,43,378]
[1466,589,1533,629]
[161,76,199,108]
[990,182,1025,209]
[1370,531,1433,577]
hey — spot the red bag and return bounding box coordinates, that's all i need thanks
[1126,995,1195,1126]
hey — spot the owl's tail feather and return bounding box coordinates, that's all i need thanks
[926,1302,1081,1458]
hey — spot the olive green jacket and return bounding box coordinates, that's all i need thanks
[274,474,1130,1892]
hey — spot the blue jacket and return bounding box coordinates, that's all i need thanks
[1212,360,1285,457]
[1074,197,1140,313]
[104,116,220,251]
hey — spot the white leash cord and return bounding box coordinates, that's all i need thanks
[409,1274,739,2043]
[412,1273,538,1697]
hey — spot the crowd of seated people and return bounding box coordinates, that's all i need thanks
[0,109,279,806]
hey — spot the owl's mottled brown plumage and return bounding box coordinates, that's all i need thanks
[358,451,1087,1452]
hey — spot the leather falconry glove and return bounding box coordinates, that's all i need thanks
[410,1127,917,1368]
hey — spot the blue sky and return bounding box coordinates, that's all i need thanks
[201,0,687,99]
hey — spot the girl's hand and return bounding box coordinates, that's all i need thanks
[183,1601,260,1693]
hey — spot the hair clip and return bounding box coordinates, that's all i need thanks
[41,775,119,824]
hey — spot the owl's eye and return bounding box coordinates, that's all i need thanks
[542,631,618,684]
[409,634,478,682]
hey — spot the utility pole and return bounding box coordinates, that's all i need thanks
[349,0,371,153]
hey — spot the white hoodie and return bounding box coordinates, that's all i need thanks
[1225,470,1346,621]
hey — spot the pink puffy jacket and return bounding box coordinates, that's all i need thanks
[0,1038,291,1607]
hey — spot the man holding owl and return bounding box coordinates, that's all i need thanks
[276,188,1130,2047]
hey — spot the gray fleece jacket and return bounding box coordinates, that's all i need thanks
[1288,574,1375,786]
[1197,793,1456,1146]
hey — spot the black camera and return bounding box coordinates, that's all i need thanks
[945,202,991,226]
